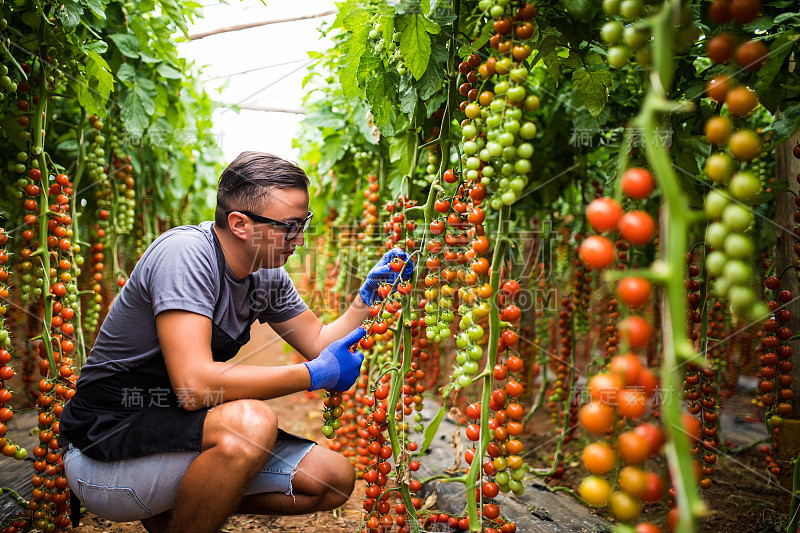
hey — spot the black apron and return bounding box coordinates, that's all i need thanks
[60,225,257,462]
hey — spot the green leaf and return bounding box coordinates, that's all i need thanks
[303,108,345,130]
[56,0,83,30]
[139,52,162,64]
[117,62,136,85]
[542,51,561,86]
[82,40,108,54]
[572,69,613,117]
[428,5,456,26]
[774,12,800,25]
[357,45,382,90]
[400,85,417,116]
[74,51,114,117]
[20,11,40,29]
[159,0,189,37]
[563,0,600,22]
[459,21,493,58]
[531,34,559,66]
[147,117,175,146]
[339,9,370,100]
[108,34,140,58]
[743,14,775,31]
[398,14,440,80]
[157,63,182,79]
[562,50,583,69]
[418,54,444,100]
[389,130,416,176]
[418,403,446,456]
[120,77,157,135]
[756,34,793,108]
[82,0,106,19]
[318,134,347,173]
[426,89,447,116]
[767,101,800,143]
[365,68,398,135]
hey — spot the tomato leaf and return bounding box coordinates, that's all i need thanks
[339,8,370,100]
[418,403,447,456]
[572,69,613,118]
[74,51,114,117]
[389,130,417,176]
[756,33,793,112]
[82,40,108,54]
[108,33,140,58]
[428,5,456,27]
[458,21,493,59]
[82,0,106,19]
[116,63,136,86]
[398,13,440,80]
[120,77,157,136]
[365,65,398,136]
[157,63,182,80]
[158,0,189,37]
[56,0,83,31]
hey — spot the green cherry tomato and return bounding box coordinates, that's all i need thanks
[601,21,623,44]
[607,46,630,69]
[723,233,753,259]
[722,204,753,232]
[729,172,761,201]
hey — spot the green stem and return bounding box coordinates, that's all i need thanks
[34,58,57,379]
[634,2,703,529]
[72,110,88,367]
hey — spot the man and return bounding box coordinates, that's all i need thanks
[59,152,412,533]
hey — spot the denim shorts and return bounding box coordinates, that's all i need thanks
[62,429,316,522]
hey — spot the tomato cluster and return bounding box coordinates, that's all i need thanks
[0,228,25,462]
[578,363,665,525]
[600,0,654,69]
[83,114,112,334]
[321,391,344,439]
[460,2,538,209]
[581,170,656,270]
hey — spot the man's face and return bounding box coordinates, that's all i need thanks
[248,188,310,269]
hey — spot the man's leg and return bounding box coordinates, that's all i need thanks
[234,444,356,515]
[162,399,278,533]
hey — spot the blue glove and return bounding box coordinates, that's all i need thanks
[303,327,366,391]
[358,248,415,305]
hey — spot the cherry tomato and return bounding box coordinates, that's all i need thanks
[579,236,615,269]
[621,168,655,199]
[586,197,623,232]
[618,211,655,245]
[581,442,617,475]
[616,277,651,308]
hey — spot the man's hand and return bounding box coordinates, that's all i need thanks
[302,327,366,391]
[358,248,415,305]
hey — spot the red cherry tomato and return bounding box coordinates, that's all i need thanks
[586,197,623,232]
[621,168,655,200]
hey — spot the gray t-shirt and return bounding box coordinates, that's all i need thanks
[77,221,308,387]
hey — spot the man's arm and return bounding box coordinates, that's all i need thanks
[269,296,370,361]
[156,310,312,410]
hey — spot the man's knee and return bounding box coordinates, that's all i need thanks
[319,455,355,509]
[204,400,278,461]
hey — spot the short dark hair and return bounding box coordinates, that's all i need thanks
[215,152,310,230]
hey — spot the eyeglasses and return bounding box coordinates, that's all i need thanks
[227,210,314,241]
